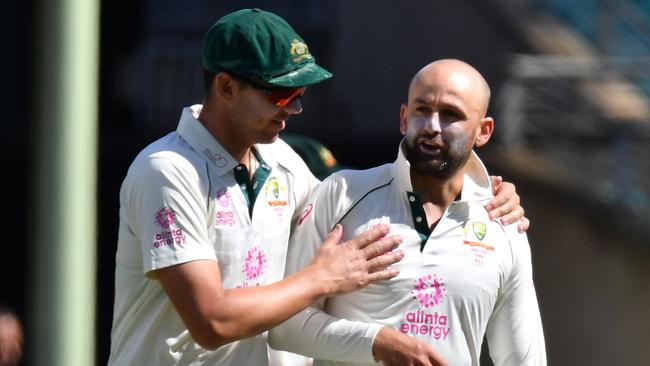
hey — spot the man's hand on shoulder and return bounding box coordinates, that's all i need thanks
[486,176,530,233]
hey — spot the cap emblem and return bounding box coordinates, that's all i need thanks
[290,39,313,63]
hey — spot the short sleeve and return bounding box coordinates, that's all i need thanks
[120,152,217,273]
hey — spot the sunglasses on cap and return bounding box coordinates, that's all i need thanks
[229,73,306,107]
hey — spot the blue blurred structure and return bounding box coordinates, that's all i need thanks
[538,0,650,93]
[494,0,650,228]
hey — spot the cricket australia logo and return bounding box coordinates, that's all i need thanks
[462,220,494,251]
[264,177,288,207]
[154,207,175,228]
[471,222,486,240]
[290,39,313,63]
[242,245,267,280]
[412,274,446,308]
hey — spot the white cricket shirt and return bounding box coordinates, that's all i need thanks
[109,105,318,366]
[270,143,546,366]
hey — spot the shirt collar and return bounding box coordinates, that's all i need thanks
[393,140,493,202]
[177,105,278,175]
[253,142,278,169]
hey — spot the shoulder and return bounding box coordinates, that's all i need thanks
[464,204,532,270]
[323,163,394,196]
[125,133,206,188]
[310,163,395,217]
[499,222,530,252]
[492,220,532,274]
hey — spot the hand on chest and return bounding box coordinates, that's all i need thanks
[346,214,508,301]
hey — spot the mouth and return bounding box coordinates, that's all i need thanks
[417,138,444,156]
[272,120,286,131]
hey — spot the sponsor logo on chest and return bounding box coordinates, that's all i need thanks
[215,187,236,227]
[399,273,452,341]
[235,245,268,289]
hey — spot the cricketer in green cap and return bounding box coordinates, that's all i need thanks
[202,8,332,88]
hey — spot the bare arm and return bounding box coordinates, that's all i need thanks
[486,176,529,233]
[155,224,403,350]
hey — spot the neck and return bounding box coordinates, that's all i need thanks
[410,168,464,208]
[198,102,252,164]
[410,167,465,231]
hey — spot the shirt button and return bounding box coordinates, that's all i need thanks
[236,166,243,171]
[415,216,422,223]
[409,196,415,202]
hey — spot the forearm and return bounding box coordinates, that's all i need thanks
[271,312,447,365]
[269,304,381,363]
[161,224,401,350]
[197,265,330,349]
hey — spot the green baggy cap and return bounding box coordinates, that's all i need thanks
[281,133,346,180]
[202,8,333,87]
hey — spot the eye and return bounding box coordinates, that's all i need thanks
[440,108,464,121]
[414,105,432,115]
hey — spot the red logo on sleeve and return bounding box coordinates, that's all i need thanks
[298,203,314,225]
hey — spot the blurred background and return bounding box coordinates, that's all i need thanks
[1,0,649,365]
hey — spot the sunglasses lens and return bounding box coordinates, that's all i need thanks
[269,87,306,107]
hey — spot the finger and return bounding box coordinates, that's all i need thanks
[485,181,515,213]
[410,341,445,366]
[365,267,400,283]
[489,175,503,192]
[362,235,402,259]
[427,349,448,366]
[498,205,525,226]
[430,355,448,366]
[365,250,405,273]
[322,224,343,246]
[486,188,519,221]
[517,216,530,233]
[487,199,512,222]
[349,224,391,250]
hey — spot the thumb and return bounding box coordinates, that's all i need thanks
[490,175,503,194]
[323,224,343,247]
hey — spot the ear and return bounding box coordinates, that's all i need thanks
[399,104,408,135]
[214,72,238,104]
[474,116,494,148]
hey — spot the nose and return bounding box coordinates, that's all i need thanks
[283,97,303,114]
[425,113,441,132]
